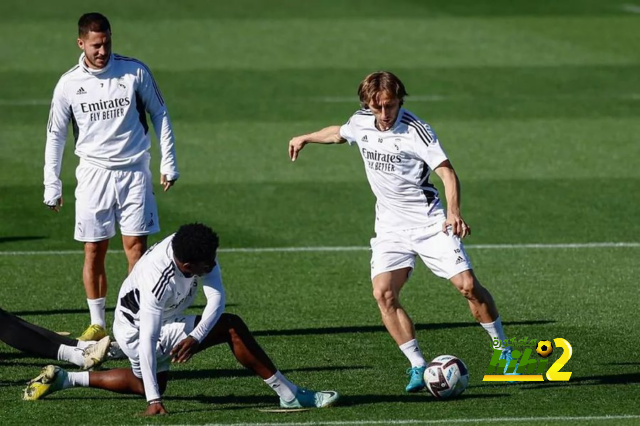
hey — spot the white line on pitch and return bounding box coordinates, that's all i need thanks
[621,3,640,13]
[1,242,639,256]
[313,93,640,103]
[199,414,640,426]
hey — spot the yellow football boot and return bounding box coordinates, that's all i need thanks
[77,324,107,342]
[23,365,67,401]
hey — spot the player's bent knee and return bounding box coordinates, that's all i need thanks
[451,272,477,299]
[373,288,398,310]
[219,313,246,334]
[222,313,252,345]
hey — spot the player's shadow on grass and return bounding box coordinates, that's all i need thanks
[167,392,508,411]
[0,378,28,387]
[252,320,555,337]
[11,304,235,316]
[168,394,277,410]
[0,352,79,368]
[11,307,117,316]
[0,359,54,368]
[171,365,369,381]
[0,236,46,244]
[522,372,640,389]
[605,362,640,366]
[340,393,508,406]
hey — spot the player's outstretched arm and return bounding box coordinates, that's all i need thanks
[434,160,471,239]
[288,125,345,161]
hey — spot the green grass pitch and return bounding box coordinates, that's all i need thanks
[0,0,639,424]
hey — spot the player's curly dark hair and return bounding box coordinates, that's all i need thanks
[78,13,111,38]
[172,223,219,264]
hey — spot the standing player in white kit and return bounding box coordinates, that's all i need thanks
[288,71,517,392]
[43,13,179,341]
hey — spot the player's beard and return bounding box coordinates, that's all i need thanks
[92,55,109,69]
[85,53,109,69]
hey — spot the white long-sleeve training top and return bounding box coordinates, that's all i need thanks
[43,53,179,204]
[115,234,225,402]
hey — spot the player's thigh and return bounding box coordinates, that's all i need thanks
[414,228,472,280]
[74,164,116,242]
[113,315,197,376]
[372,268,412,300]
[197,313,247,349]
[370,231,416,283]
[112,316,143,376]
[115,168,160,236]
[156,315,198,371]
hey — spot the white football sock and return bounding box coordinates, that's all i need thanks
[75,340,93,350]
[57,344,85,368]
[264,371,297,402]
[87,298,106,327]
[480,316,508,349]
[399,339,427,368]
[64,371,89,389]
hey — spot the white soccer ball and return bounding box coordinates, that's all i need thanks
[424,355,469,399]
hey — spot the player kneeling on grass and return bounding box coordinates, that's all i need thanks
[0,307,112,370]
[23,223,339,416]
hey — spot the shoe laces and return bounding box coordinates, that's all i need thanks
[406,367,421,377]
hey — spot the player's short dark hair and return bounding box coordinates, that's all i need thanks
[358,71,408,109]
[78,13,111,38]
[172,223,219,264]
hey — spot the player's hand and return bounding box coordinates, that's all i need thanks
[443,214,471,238]
[170,336,199,363]
[141,401,168,416]
[160,175,176,192]
[288,136,308,161]
[44,197,63,213]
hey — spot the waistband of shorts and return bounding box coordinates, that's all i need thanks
[375,220,446,236]
[78,154,150,172]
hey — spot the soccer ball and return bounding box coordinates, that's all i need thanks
[424,355,469,399]
[536,340,553,358]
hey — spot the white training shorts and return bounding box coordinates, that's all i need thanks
[370,221,472,280]
[74,162,160,242]
[113,315,197,377]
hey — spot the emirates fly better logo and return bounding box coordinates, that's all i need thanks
[483,338,573,382]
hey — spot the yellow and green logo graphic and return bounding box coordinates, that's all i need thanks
[483,338,572,382]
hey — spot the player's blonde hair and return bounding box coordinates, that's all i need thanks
[358,71,408,109]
